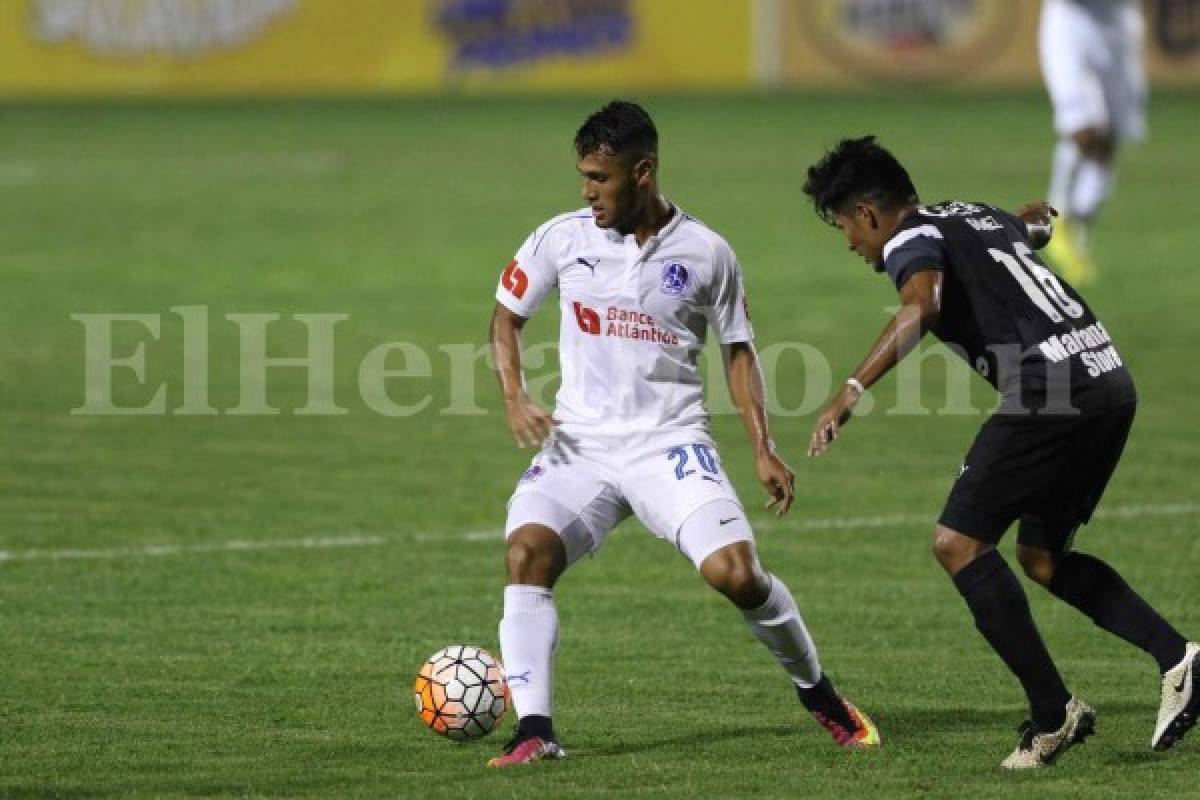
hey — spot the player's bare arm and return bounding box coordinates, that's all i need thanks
[797,137,1194,769]
[1014,200,1058,249]
[724,340,795,515]
[808,270,943,457]
[489,302,555,448]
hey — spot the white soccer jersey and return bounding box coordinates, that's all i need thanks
[495,205,753,437]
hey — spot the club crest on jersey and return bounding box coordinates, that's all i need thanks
[519,465,545,484]
[660,262,689,295]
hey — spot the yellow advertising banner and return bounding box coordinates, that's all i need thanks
[0,0,752,96]
[776,0,1200,87]
[0,0,1196,95]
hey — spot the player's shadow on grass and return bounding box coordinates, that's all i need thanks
[0,790,114,800]
[1103,750,1176,767]
[883,701,1153,735]
[582,722,801,757]
[579,702,1170,760]
[880,706,1017,734]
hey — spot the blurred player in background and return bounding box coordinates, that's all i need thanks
[485,101,879,768]
[1039,0,1147,284]
[801,136,1198,768]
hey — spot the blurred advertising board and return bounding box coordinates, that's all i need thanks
[0,0,1195,95]
[769,0,1200,87]
[0,0,751,96]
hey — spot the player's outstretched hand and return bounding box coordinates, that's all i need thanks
[1014,201,1057,249]
[808,384,860,458]
[1014,200,1058,228]
[756,449,795,516]
[504,393,556,448]
[1017,200,1056,225]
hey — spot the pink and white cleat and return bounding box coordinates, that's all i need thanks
[486,734,567,768]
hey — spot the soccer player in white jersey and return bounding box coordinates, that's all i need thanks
[485,101,880,767]
[1039,0,1146,284]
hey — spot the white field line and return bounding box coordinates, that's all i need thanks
[0,159,37,185]
[0,534,386,564]
[437,501,1200,542]
[4,502,1198,565]
[0,151,344,184]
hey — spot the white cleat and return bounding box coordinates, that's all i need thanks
[1152,641,1200,751]
[1001,696,1096,770]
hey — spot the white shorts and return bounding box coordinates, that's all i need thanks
[504,429,753,568]
[1039,0,1147,142]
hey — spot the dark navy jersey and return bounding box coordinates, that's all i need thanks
[882,201,1135,413]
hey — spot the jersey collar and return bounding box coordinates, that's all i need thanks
[601,200,684,249]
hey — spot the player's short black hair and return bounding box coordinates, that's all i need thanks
[575,100,658,161]
[802,136,918,225]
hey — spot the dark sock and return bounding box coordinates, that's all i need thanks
[1049,551,1189,674]
[515,714,555,742]
[953,550,1071,731]
[796,674,857,731]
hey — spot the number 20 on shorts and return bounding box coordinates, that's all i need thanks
[667,444,719,480]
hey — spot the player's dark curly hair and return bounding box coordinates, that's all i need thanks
[575,100,658,161]
[802,136,918,225]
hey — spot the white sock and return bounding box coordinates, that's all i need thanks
[742,574,822,688]
[1070,158,1113,223]
[1049,138,1083,215]
[498,584,557,720]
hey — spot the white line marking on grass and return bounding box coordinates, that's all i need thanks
[0,151,344,185]
[0,534,386,564]
[754,502,1200,531]
[764,502,1200,530]
[1093,502,1200,518]
[463,530,500,542]
[0,159,37,185]
[185,151,346,176]
[424,502,1200,542]
[757,512,927,531]
[5,503,1197,565]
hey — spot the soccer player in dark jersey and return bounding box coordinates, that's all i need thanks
[800,136,1198,769]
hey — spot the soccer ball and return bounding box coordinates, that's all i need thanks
[413,645,509,741]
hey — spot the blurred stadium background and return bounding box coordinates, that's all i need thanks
[2,0,1198,94]
[2,1,1198,797]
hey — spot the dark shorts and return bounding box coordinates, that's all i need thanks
[938,402,1136,552]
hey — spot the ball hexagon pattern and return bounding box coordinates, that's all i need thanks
[413,645,509,741]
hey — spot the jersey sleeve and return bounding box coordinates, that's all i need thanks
[881,224,947,290]
[706,239,754,344]
[495,225,560,318]
[996,209,1049,248]
[996,209,1030,238]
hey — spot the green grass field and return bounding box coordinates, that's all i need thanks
[1,91,1198,798]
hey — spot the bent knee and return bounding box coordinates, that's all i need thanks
[931,525,992,574]
[1016,545,1058,587]
[505,525,565,586]
[930,526,964,564]
[700,546,768,608]
[1073,128,1115,163]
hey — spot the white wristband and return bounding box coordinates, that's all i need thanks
[846,378,866,395]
